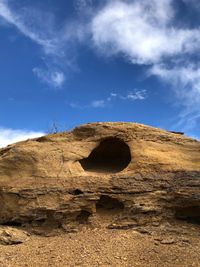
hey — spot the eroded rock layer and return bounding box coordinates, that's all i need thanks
[0,122,199,233]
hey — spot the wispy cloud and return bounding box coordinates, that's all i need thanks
[33,68,65,88]
[91,99,106,108]
[150,64,200,106]
[119,91,146,101]
[0,0,85,88]
[70,89,147,109]
[0,0,57,54]
[0,127,44,148]
[150,64,200,130]
[1,0,200,132]
[75,0,93,10]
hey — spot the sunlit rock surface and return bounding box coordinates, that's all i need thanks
[0,122,199,233]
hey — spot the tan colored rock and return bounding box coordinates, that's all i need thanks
[0,227,29,245]
[0,122,199,233]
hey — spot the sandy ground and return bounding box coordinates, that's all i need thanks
[0,226,200,267]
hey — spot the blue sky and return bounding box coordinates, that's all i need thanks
[0,0,200,147]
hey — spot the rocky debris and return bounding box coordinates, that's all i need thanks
[0,227,29,245]
[0,228,199,267]
[154,236,176,245]
[0,122,199,234]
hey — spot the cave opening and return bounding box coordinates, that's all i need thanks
[96,195,124,212]
[76,210,92,224]
[71,189,83,195]
[79,137,131,173]
[2,221,23,227]
[175,206,200,225]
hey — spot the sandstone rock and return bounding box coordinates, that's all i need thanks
[0,227,29,245]
[0,122,199,234]
[160,238,175,244]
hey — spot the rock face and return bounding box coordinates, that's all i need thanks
[0,122,199,233]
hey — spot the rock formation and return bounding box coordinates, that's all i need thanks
[0,227,29,245]
[0,122,199,234]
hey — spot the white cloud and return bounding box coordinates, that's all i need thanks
[1,0,200,131]
[33,68,65,88]
[69,102,82,109]
[91,100,106,108]
[0,127,44,148]
[70,89,147,109]
[120,90,147,101]
[150,64,200,105]
[91,0,200,64]
[110,93,117,97]
[90,0,200,131]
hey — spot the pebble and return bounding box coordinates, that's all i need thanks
[160,238,175,244]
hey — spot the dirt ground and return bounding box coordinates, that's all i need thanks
[0,225,200,267]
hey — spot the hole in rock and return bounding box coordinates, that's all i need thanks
[2,221,22,227]
[72,189,83,195]
[96,195,124,213]
[34,218,46,224]
[76,210,92,224]
[175,206,200,225]
[79,137,131,173]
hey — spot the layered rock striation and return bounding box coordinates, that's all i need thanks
[0,122,199,233]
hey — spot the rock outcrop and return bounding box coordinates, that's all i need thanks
[0,227,29,245]
[0,122,199,234]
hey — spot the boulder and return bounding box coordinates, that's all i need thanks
[0,122,199,233]
[0,227,29,245]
